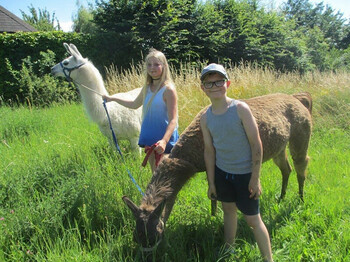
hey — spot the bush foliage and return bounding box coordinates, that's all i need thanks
[1,0,350,106]
[4,50,77,106]
[0,31,139,104]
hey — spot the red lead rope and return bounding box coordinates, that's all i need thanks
[142,143,162,168]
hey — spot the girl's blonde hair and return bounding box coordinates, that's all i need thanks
[141,48,175,118]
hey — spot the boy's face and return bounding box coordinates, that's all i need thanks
[201,73,230,100]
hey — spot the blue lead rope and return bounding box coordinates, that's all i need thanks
[102,100,144,196]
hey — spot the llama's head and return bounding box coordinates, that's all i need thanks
[51,43,87,81]
[122,196,166,252]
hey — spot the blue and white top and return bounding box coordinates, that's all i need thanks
[138,86,179,153]
[206,99,252,174]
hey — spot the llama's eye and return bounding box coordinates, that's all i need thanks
[63,61,69,66]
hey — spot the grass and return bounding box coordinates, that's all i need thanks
[1,64,350,261]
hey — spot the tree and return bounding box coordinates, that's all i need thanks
[193,0,306,71]
[193,1,229,63]
[89,0,349,72]
[131,0,199,64]
[21,5,61,31]
[283,0,347,48]
[93,0,199,66]
[340,24,350,49]
[93,0,142,66]
[72,1,98,34]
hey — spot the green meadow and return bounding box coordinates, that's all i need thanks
[1,65,350,261]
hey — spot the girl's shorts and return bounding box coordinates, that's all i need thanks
[214,165,260,216]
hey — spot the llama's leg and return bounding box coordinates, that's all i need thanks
[293,155,309,201]
[273,149,292,200]
[289,131,311,201]
[290,152,309,201]
[129,137,141,155]
[211,199,217,216]
[147,153,156,174]
[162,195,177,223]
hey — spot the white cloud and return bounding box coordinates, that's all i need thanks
[58,21,73,32]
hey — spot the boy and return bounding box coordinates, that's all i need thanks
[199,63,273,261]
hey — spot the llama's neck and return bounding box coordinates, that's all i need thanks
[141,158,197,220]
[73,63,108,123]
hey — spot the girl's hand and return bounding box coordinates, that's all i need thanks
[102,95,112,102]
[207,185,217,200]
[155,140,167,154]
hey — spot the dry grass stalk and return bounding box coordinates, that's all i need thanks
[104,62,350,130]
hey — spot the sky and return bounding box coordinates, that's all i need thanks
[263,0,350,19]
[0,0,92,32]
[0,0,349,32]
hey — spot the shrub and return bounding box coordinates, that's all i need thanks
[4,50,78,106]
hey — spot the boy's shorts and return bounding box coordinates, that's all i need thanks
[214,165,260,216]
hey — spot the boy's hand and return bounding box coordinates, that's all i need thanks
[249,177,262,200]
[208,185,217,200]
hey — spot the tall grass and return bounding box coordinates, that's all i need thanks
[105,62,350,131]
[1,64,350,261]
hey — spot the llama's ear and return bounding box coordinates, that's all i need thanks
[69,44,82,58]
[122,196,141,218]
[63,43,71,54]
[150,199,166,219]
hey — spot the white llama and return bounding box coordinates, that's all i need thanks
[51,43,142,152]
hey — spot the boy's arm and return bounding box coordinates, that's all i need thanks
[200,113,217,200]
[237,102,263,200]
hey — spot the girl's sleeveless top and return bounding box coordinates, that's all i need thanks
[206,99,252,174]
[138,86,179,150]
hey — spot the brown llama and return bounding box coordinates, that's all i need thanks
[123,92,312,251]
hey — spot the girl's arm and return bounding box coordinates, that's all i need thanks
[237,101,263,200]
[200,112,217,200]
[102,88,144,109]
[155,85,178,153]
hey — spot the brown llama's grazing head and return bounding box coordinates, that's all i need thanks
[122,196,166,251]
[122,158,197,251]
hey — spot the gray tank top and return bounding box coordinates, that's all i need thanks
[206,100,252,174]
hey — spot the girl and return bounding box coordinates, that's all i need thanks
[103,49,178,173]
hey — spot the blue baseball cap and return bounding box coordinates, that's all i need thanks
[200,63,229,81]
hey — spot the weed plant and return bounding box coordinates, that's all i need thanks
[1,64,350,261]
